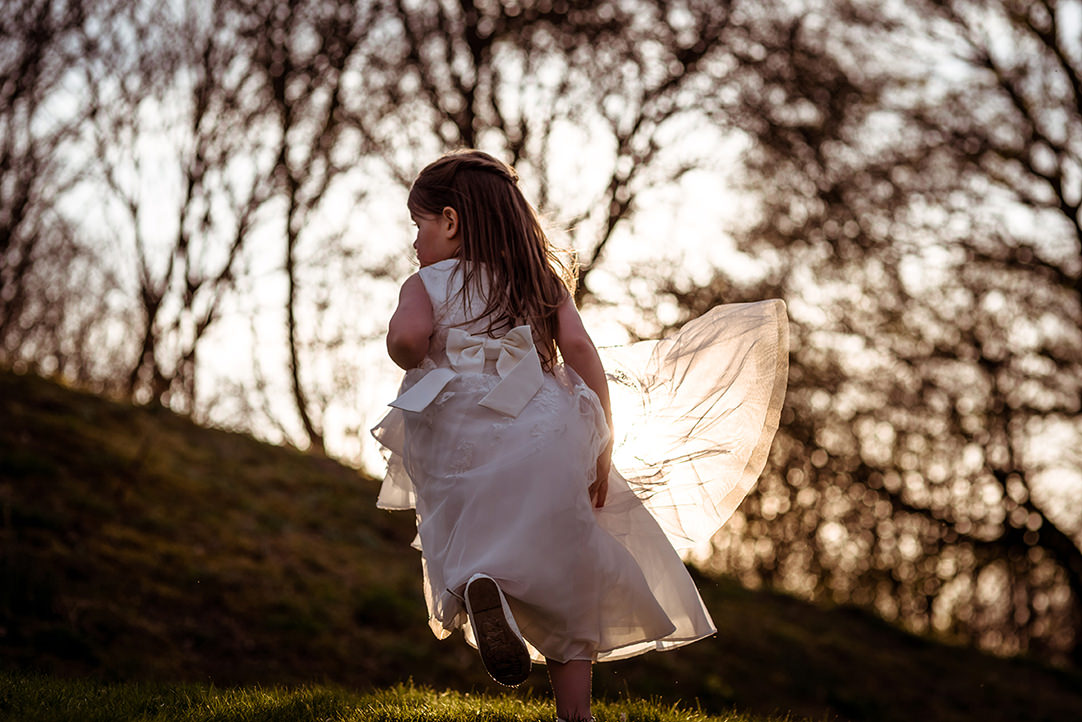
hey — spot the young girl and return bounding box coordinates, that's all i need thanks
[372,150,788,722]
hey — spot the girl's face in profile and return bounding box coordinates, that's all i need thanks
[411,209,461,267]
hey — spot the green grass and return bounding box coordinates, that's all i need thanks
[0,674,773,722]
[3,368,1082,722]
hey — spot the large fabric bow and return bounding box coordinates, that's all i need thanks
[389,325,543,417]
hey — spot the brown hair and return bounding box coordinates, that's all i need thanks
[407,149,576,368]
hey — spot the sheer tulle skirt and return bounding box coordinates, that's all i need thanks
[604,300,789,557]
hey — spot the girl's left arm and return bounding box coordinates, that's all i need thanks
[387,274,434,370]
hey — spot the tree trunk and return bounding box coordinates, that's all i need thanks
[284,174,324,455]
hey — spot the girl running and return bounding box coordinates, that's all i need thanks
[372,149,788,722]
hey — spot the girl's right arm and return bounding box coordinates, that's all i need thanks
[387,274,434,370]
[555,294,613,508]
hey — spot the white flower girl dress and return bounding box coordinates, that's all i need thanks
[372,258,788,664]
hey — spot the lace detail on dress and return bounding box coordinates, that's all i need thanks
[449,440,475,474]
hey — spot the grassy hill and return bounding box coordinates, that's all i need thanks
[0,675,782,722]
[2,369,1082,722]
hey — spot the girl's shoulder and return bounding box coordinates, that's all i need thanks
[420,258,494,297]
[417,258,462,307]
[418,258,501,329]
[417,258,461,284]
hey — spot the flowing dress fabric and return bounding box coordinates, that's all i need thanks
[603,299,790,557]
[371,258,788,663]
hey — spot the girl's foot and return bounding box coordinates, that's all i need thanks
[465,573,531,686]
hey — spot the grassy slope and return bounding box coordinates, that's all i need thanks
[0,675,777,722]
[2,369,1081,722]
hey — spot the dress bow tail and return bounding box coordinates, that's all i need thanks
[478,326,544,416]
[388,367,458,412]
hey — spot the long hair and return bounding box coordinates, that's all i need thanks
[407,149,576,368]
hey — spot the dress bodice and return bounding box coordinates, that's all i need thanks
[419,259,517,370]
[390,259,546,419]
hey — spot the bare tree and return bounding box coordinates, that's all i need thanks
[650,0,1082,663]
[0,0,103,373]
[79,1,275,412]
[228,0,384,454]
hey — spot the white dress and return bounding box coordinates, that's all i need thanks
[371,258,788,664]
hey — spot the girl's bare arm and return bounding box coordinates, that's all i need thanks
[555,295,613,508]
[387,274,434,370]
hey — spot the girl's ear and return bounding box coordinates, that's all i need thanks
[441,207,460,239]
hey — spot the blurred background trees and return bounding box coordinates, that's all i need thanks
[78,0,280,414]
[652,0,1082,663]
[0,0,114,386]
[1,0,1080,666]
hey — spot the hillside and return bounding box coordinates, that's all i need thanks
[2,369,1081,722]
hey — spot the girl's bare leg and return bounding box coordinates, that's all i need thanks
[546,658,592,721]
